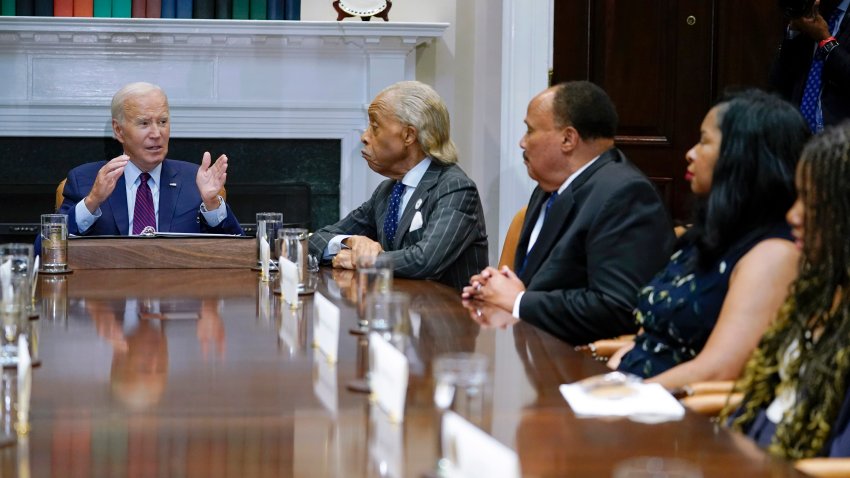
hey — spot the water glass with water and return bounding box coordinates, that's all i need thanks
[256,212,283,268]
[278,227,308,290]
[0,244,33,368]
[365,291,410,341]
[41,213,68,273]
[356,255,393,330]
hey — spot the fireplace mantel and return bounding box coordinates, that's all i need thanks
[0,18,448,216]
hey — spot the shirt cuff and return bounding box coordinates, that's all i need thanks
[512,291,525,319]
[75,199,101,233]
[199,196,226,227]
[323,234,352,260]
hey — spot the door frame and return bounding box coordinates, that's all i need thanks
[498,0,553,257]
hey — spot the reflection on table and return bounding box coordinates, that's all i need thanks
[0,269,802,477]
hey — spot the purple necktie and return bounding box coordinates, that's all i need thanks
[132,172,156,235]
[800,8,842,133]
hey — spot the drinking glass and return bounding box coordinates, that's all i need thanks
[347,292,410,394]
[613,457,702,478]
[0,244,33,368]
[432,352,488,475]
[365,291,409,341]
[278,228,308,291]
[40,214,68,273]
[255,212,283,269]
[354,255,393,333]
[432,353,488,411]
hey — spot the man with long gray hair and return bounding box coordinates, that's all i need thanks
[310,81,488,290]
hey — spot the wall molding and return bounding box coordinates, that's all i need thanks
[0,18,448,217]
[498,0,552,254]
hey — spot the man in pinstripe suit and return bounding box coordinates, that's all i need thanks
[309,81,488,290]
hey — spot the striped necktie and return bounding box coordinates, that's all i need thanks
[132,172,156,235]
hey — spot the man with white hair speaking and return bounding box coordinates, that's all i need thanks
[58,82,243,236]
[310,81,488,290]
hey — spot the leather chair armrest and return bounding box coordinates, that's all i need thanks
[796,458,850,477]
[680,392,742,416]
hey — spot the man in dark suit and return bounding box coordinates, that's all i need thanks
[59,82,242,236]
[309,81,488,290]
[770,0,850,133]
[463,82,674,345]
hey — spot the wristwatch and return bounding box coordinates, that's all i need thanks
[200,195,224,212]
[817,39,840,60]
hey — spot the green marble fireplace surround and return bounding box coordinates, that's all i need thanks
[0,137,339,241]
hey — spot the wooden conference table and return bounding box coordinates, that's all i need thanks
[0,267,803,477]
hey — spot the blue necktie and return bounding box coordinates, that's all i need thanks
[518,191,559,275]
[383,181,405,246]
[800,8,842,133]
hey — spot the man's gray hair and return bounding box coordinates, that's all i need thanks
[111,82,168,122]
[379,81,457,165]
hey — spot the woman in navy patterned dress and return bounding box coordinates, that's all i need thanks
[610,90,808,391]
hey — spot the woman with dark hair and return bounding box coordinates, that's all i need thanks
[727,123,850,459]
[607,90,809,390]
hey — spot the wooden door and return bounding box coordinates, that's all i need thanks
[553,0,784,222]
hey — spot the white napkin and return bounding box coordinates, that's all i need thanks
[560,381,684,422]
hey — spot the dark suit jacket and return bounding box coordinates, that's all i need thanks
[310,161,488,290]
[59,159,243,236]
[770,8,850,127]
[514,148,674,345]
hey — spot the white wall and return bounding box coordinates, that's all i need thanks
[302,1,505,263]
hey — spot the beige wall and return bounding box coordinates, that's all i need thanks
[303,1,504,263]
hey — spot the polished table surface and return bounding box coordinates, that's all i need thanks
[0,268,804,477]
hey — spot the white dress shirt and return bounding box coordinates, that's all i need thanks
[512,155,601,318]
[74,160,226,234]
[325,157,433,258]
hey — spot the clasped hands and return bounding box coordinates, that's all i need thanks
[84,152,228,214]
[331,236,384,269]
[460,265,526,328]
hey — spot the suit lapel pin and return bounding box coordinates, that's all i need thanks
[415,198,423,210]
[169,183,177,187]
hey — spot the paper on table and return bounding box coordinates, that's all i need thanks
[312,348,338,416]
[369,403,403,478]
[280,256,299,305]
[69,232,245,239]
[369,332,409,422]
[30,256,39,304]
[441,411,521,478]
[260,236,270,281]
[559,381,684,422]
[312,293,340,363]
[17,335,31,435]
